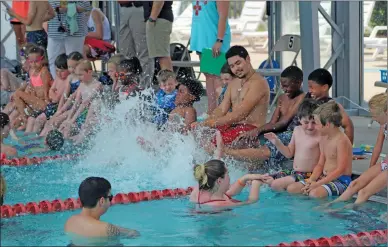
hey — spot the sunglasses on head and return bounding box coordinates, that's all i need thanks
[27,56,44,63]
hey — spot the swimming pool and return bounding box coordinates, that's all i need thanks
[1,98,387,246]
[1,161,387,246]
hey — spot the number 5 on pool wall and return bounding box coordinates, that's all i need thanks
[288,36,294,49]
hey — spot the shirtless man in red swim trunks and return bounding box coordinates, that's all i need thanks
[192,45,269,146]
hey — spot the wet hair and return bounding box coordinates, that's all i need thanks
[313,101,342,127]
[119,57,143,75]
[108,54,126,67]
[0,112,10,129]
[157,69,176,84]
[177,77,204,102]
[55,53,68,70]
[78,177,111,208]
[194,160,227,191]
[297,98,320,120]
[225,45,249,60]
[308,68,333,89]
[45,130,64,151]
[68,51,83,61]
[368,92,387,113]
[220,62,234,76]
[76,60,93,72]
[281,66,303,83]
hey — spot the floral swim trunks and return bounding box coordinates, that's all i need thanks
[270,169,312,182]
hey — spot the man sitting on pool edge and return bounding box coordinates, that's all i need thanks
[192,45,270,145]
[65,177,139,246]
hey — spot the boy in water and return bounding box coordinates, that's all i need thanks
[287,101,353,198]
[154,69,177,127]
[261,99,321,191]
[0,112,17,157]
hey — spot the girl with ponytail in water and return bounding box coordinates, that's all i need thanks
[190,159,265,210]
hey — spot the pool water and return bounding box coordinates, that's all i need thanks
[1,188,386,246]
[1,97,386,246]
[3,131,77,158]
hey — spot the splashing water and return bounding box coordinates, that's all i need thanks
[68,90,245,193]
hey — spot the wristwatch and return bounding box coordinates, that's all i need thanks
[216,38,223,43]
[148,17,156,23]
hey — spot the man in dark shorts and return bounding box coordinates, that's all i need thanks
[65,177,139,245]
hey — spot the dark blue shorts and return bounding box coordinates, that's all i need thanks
[26,30,48,49]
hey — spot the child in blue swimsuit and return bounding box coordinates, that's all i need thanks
[153,69,177,127]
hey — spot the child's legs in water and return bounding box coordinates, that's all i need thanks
[271,176,296,191]
[15,91,47,113]
[40,112,68,136]
[354,170,388,205]
[333,164,381,204]
[32,113,47,133]
[25,117,36,133]
[287,182,305,194]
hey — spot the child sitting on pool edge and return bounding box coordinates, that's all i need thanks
[260,99,321,192]
[168,77,203,133]
[326,92,387,206]
[287,101,353,198]
[153,69,177,127]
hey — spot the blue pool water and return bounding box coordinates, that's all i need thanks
[1,98,386,246]
[3,131,78,158]
[1,178,386,246]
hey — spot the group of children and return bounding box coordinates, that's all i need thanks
[0,44,206,157]
[190,67,387,209]
[1,40,386,212]
[0,43,103,156]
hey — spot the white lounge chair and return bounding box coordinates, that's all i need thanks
[231,1,268,50]
[171,4,193,41]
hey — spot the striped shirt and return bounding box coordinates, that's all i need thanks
[47,1,91,39]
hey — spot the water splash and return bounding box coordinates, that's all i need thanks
[72,90,215,193]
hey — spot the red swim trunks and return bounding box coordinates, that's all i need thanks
[212,124,257,145]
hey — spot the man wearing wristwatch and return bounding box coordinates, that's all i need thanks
[118,1,153,89]
[143,1,174,72]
